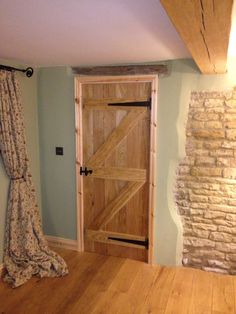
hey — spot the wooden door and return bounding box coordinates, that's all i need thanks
[80,81,152,262]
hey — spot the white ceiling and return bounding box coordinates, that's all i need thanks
[0,0,190,67]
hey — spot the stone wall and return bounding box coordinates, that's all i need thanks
[176,89,236,274]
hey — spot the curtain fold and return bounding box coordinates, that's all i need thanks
[0,70,68,288]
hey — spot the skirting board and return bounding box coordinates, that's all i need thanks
[45,235,78,251]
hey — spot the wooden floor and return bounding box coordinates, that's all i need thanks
[0,248,236,314]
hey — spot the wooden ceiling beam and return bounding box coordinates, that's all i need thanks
[72,64,167,76]
[160,0,233,74]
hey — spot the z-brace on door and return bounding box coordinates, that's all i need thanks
[75,76,157,263]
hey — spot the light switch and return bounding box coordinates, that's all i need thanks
[56,147,63,155]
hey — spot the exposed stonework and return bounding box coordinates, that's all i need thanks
[176,89,236,275]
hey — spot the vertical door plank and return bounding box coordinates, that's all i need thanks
[83,109,95,252]
[92,110,106,255]
[92,181,145,230]
[87,109,146,168]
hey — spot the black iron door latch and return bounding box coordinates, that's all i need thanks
[80,166,93,176]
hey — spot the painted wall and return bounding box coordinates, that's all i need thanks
[38,67,76,240]
[0,59,41,263]
[38,58,236,265]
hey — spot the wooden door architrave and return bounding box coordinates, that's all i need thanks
[75,75,157,264]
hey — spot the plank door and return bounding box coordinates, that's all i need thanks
[81,81,151,262]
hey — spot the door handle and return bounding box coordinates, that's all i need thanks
[80,166,93,176]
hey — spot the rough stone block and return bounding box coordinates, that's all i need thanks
[216,242,236,253]
[216,157,236,167]
[175,188,189,200]
[225,99,236,108]
[218,226,236,234]
[191,258,202,264]
[177,207,190,215]
[186,139,204,149]
[192,129,225,139]
[224,91,233,100]
[183,228,193,236]
[226,129,236,141]
[223,168,236,179]
[226,213,236,221]
[223,114,236,121]
[187,182,220,191]
[206,107,225,113]
[204,211,226,219]
[194,189,224,197]
[193,113,219,121]
[188,121,205,129]
[213,219,236,227]
[221,140,236,149]
[226,254,236,262]
[225,121,236,129]
[189,209,204,217]
[202,267,228,274]
[227,199,236,206]
[195,156,215,166]
[190,99,204,108]
[189,108,205,114]
[184,238,215,248]
[205,121,222,129]
[208,196,227,205]
[225,108,236,113]
[192,216,212,224]
[191,167,222,177]
[192,223,217,231]
[176,200,189,207]
[192,189,213,196]
[190,202,208,209]
[207,260,230,269]
[180,156,195,166]
[186,148,210,157]
[205,99,224,107]
[176,181,185,188]
[208,204,236,213]
[192,229,210,238]
[204,141,222,149]
[178,166,190,175]
[189,194,208,203]
[209,232,232,242]
[210,149,234,157]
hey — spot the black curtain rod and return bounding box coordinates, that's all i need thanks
[0,65,33,77]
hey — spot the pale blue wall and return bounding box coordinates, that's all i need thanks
[38,67,77,240]
[38,59,236,265]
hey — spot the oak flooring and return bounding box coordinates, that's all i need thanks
[0,248,235,314]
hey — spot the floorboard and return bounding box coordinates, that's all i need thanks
[0,248,235,314]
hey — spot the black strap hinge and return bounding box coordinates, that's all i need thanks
[108,98,151,109]
[108,236,149,249]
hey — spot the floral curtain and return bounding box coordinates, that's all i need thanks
[0,70,68,287]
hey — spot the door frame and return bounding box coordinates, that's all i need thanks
[75,75,158,264]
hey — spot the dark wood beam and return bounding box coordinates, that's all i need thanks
[160,0,233,74]
[72,64,167,76]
